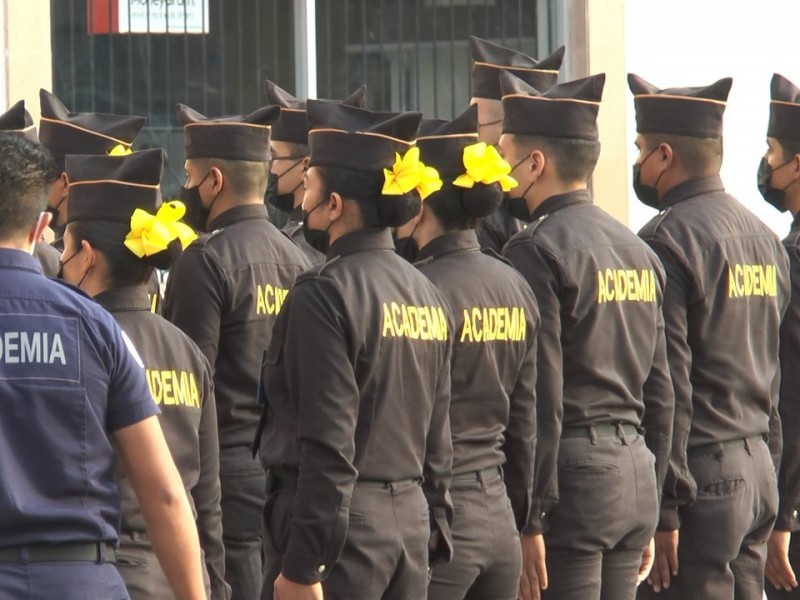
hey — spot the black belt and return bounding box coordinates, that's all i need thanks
[452,465,502,482]
[0,542,116,563]
[687,434,766,459]
[267,469,420,492]
[561,423,638,439]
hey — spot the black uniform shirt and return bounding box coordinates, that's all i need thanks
[259,227,454,585]
[475,198,524,253]
[163,204,312,449]
[416,230,539,531]
[282,206,325,265]
[503,189,674,534]
[96,285,228,600]
[778,213,800,531]
[638,175,789,530]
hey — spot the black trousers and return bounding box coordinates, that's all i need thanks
[116,531,213,600]
[261,479,430,600]
[428,468,521,600]
[544,430,658,600]
[638,436,777,600]
[766,530,800,599]
[220,447,266,600]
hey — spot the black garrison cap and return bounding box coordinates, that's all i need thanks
[0,100,38,143]
[265,80,367,146]
[501,71,605,141]
[417,104,480,177]
[39,89,146,170]
[768,73,800,142]
[177,103,281,162]
[628,74,732,139]
[470,36,565,100]
[306,100,422,173]
[65,148,163,224]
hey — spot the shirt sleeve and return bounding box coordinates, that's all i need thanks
[192,361,229,599]
[641,263,676,491]
[162,245,226,374]
[501,286,539,532]
[103,319,160,432]
[279,280,360,585]
[504,240,563,535]
[644,240,698,531]
[777,245,800,531]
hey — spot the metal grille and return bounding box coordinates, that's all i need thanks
[50,0,296,198]
[315,0,550,117]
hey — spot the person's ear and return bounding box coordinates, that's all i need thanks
[659,142,674,170]
[209,166,224,195]
[530,149,546,180]
[328,191,344,222]
[80,239,96,271]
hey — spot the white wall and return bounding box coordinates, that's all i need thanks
[625,0,800,236]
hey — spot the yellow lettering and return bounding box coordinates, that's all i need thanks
[162,370,174,405]
[382,303,396,337]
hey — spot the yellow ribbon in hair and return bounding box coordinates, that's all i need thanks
[382,147,443,200]
[124,201,197,258]
[453,142,518,192]
[107,144,133,156]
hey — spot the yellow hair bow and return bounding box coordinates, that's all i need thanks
[453,142,518,192]
[382,147,443,200]
[124,201,198,258]
[107,144,133,156]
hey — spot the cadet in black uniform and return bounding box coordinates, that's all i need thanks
[0,99,60,276]
[60,148,229,600]
[264,80,366,263]
[0,133,206,600]
[761,73,800,600]
[499,72,675,600]
[629,74,790,600]
[163,103,312,600]
[466,36,564,254]
[256,99,454,600]
[394,104,539,599]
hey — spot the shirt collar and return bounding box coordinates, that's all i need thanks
[530,188,593,221]
[660,175,724,209]
[208,203,268,231]
[327,227,394,260]
[0,247,44,274]
[94,285,151,313]
[416,230,480,262]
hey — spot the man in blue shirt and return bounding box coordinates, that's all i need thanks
[0,132,207,600]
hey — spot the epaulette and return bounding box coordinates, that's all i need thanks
[413,256,434,267]
[295,254,341,284]
[480,246,514,266]
[187,227,225,251]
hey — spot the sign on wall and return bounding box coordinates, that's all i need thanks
[88,0,210,34]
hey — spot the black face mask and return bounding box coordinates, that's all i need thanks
[393,221,420,263]
[632,147,665,209]
[758,156,796,213]
[180,173,213,232]
[301,198,332,254]
[57,246,83,284]
[505,156,535,222]
[265,159,304,214]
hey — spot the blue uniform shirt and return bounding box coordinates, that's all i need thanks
[0,248,159,547]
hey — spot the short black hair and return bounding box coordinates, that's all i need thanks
[642,133,723,178]
[0,133,57,240]
[316,166,421,228]
[514,134,601,183]
[68,219,181,288]
[193,157,269,198]
[777,138,800,163]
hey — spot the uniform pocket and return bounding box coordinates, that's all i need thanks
[559,459,621,477]
[696,477,746,498]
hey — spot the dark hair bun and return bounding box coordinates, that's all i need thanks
[377,190,422,227]
[141,238,182,270]
[460,182,503,218]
